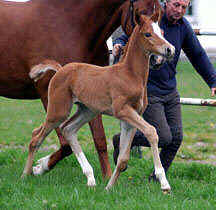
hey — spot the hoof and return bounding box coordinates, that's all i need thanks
[33,155,50,175]
[105,185,111,191]
[87,178,96,187]
[33,165,45,176]
[21,173,26,179]
[148,173,159,183]
[21,172,31,179]
[162,189,171,195]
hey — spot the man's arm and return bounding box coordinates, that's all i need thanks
[113,32,129,46]
[182,19,216,95]
[112,32,129,56]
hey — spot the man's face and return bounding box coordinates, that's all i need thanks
[165,0,190,23]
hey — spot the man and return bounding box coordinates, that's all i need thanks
[112,0,216,181]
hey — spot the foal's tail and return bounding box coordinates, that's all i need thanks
[29,60,62,82]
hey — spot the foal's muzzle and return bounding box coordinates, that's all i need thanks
[150,54,166,70]
[164,45,175,61]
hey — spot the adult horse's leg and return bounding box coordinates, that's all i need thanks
[88,51,112,179]
[89,115,112,178]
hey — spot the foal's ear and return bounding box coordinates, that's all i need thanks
[151,9,161,22]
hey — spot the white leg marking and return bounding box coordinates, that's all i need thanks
[155,167,171,191]
[62,106,96,187]
[33,154,51,175]
[75,152,96,187]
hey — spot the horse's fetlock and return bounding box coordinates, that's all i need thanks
[29,140,40,151]
[83,165,94,179]
[118,159,128,172]
[155,167,165,179]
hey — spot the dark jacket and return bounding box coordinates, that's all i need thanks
[113,14,216,96]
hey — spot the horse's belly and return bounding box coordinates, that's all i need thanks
[0,80,38,99]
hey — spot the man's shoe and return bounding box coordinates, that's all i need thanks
[148,172,159,183]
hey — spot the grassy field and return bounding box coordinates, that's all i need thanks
[0,61,216,209]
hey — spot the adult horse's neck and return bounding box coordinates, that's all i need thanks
[122,26,150,81]
[44,0,124,44]
[41,0,125,63]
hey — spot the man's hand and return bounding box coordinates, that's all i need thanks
[112,44,123,57]
[211,87,216,96]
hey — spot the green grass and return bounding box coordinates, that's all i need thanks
[176,62,216,163]
[0,61,216,209]
[0,149,215,210]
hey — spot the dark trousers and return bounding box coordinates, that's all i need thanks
[132,90,183,172]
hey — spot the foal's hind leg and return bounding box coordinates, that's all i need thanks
[33,74,110,178]
[22,83,72,177]
[32,70,73,176]
[61,104,97,186]
[22,121,60,177]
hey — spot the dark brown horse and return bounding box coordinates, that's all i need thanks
[0,0,160,178]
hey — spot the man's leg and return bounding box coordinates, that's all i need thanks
[158,91,183,173]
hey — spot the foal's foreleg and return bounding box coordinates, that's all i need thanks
[106,121,136,190]
[108,105,171,192]
[121,107,171,193]
[61,105,97,187]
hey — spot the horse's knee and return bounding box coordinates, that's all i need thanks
[145,125,158,144]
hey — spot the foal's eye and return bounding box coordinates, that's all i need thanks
[144,33,151,37]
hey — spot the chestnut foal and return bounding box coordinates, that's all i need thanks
[22,12,175,192]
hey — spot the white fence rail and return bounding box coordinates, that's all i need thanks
[180,29,216,106]
[194,29,216,36]
[180,98,216,106]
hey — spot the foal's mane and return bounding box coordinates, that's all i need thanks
[118,25,140,63]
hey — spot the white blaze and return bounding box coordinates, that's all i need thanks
[152,22,167,41]
[151,22,175,55]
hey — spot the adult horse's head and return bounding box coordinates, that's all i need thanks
[134,9,175,62]
[121,0,163,36]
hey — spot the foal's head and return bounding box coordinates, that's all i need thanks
[134,10,175,61]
